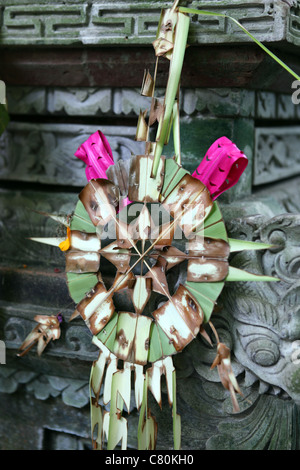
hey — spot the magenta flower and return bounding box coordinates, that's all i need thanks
[192,136,248,200]
[75,131,132,211]
[75,130,114,181]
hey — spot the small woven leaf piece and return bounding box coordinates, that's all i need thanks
[162,173,213,237]
[18,314,62,357]
[99,240,131,273]
[74,279,115,335]
[138,372,158,450]
[70,200,97,233]
[106,159,132,211]
[192,136,248,200]
[186,237,230,282]
[65,250,100,274]
[149,98,165,127]
[152,284,204,352]
[67,272,99,304]
[132,277,152,315]
[0,99,9,136]
[135,110,148,142]
[128,154,165,203]
[141,69,154,97]
[74,130,114,181]
[79,179,119,227]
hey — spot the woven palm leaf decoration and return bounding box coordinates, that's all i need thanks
[23,0,300,451]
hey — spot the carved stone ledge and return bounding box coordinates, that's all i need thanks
[1,46,299,93]
[0,1,298,48]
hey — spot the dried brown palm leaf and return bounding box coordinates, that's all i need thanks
[17,314,62,357]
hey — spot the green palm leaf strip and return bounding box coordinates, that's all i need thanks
[178,7,300,82]
[138,371,157,450]
[228,238,274,253]
[226,266,279,282]
[0,80,9,136]
[172,369,181,450]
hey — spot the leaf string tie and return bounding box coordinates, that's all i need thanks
[209,321,243,413]
[210,342,243,413]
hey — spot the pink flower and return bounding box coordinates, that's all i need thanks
[75,131,132,211]
[192,136,248,200]
[75,130,114,181]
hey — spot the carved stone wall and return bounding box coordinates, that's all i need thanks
[0,0,300,451]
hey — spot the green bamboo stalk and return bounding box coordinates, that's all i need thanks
[178,7,300,82]
[152,10,190,177]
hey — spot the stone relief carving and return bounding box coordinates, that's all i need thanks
[287,0,300,46]
[168,211,300,449]
[254,127,300,185]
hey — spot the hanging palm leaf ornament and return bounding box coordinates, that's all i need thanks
[22,0,300,450]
